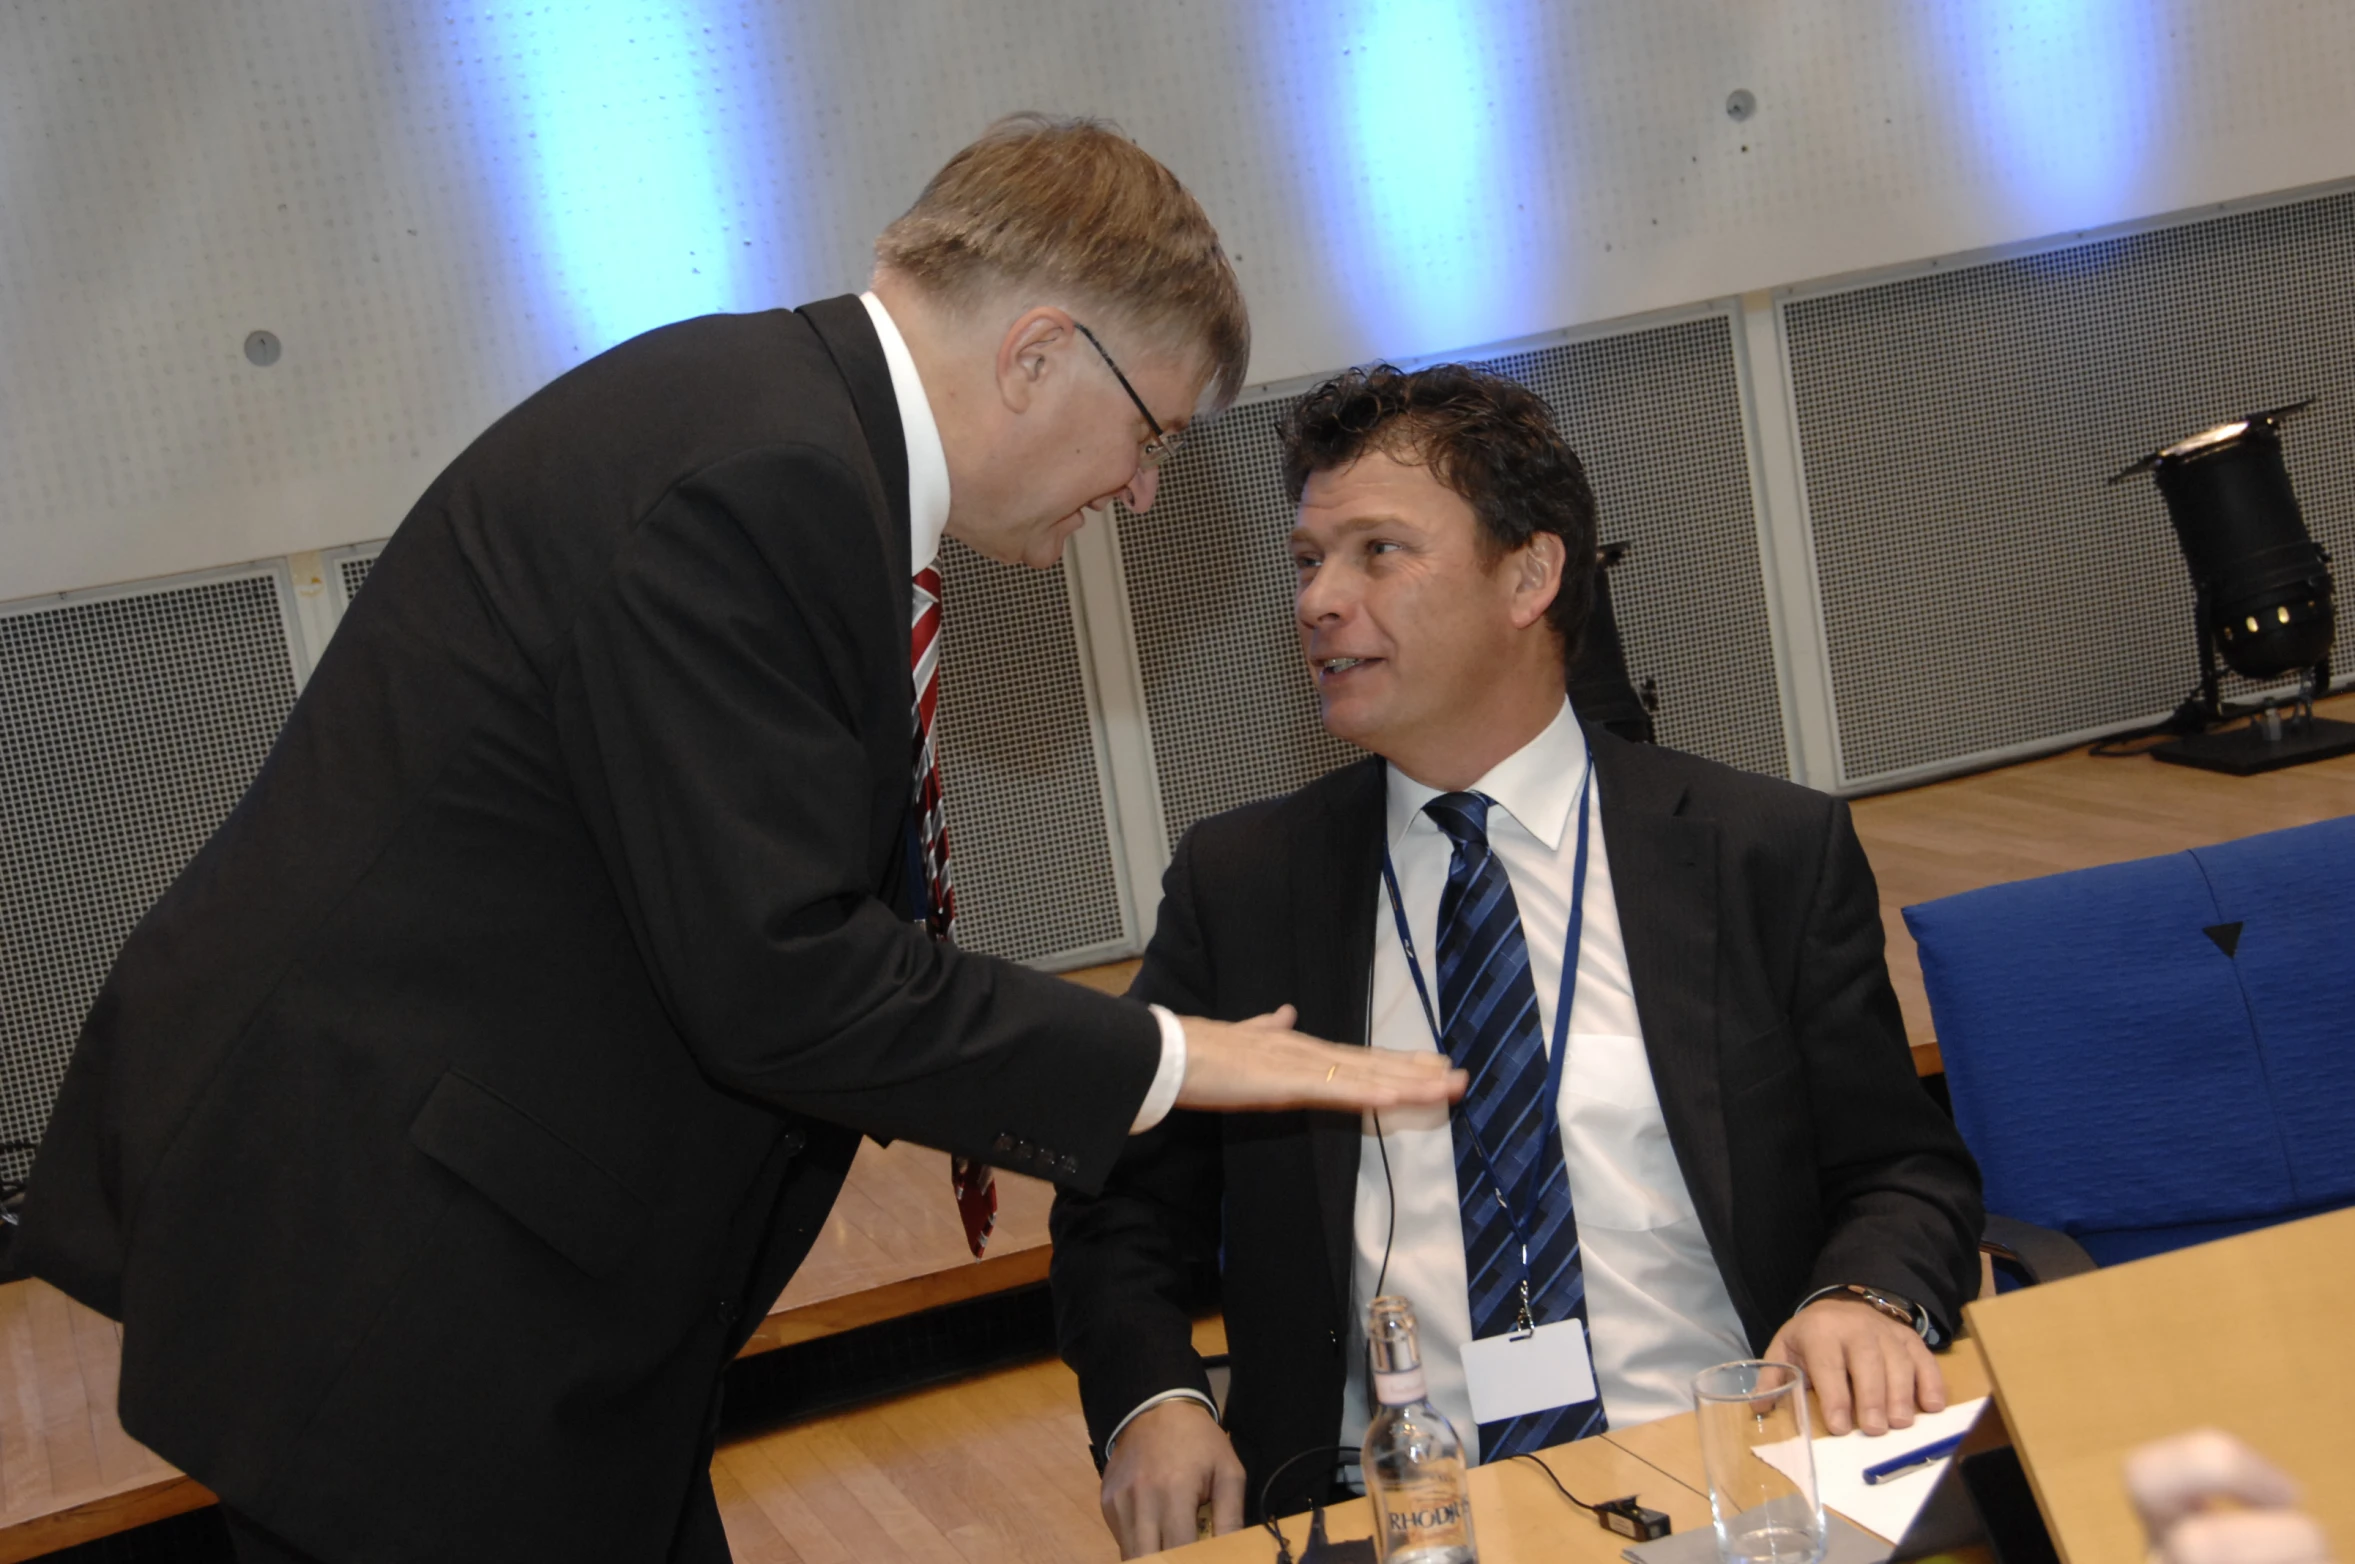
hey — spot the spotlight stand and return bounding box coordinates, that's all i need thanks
[2150,659,2355,775]
[2112,400,2355,775]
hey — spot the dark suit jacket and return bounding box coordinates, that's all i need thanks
[1051,732,1982,1517]
[20,298,1162,1563]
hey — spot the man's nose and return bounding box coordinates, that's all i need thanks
[1120,461,1161,515]
[1296,559,1347,626]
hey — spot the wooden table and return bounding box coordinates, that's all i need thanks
[1966,1206,2355,1564]
[1151,1343,1993,1561]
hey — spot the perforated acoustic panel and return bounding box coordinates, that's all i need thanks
[1785,190,2355,788]
[1121,312,1788,849]
[1115,400,1357,848]
[932,539,1128,967]
[0,572,300,1183]
[337,551,378,605]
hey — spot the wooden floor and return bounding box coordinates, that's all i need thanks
[715,1320,1224,1564]
[714,1353,1114,1564]
[0,1282,202,1563]
[748,1142,1059,1354]
[4,712,2351,1560]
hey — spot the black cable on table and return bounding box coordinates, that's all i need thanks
[1510,1451,1601,1512]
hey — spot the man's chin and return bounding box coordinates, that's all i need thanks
[945,511,1081,570]
[1016,510,1094,570]
[1018,535,1071,570]
[1316,696,1383,752]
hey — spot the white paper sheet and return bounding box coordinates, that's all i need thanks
[1754,1397,1989,1543]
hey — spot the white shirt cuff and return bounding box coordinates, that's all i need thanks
[1104,1387,1220,1458]
[1130,1005,1187,1134]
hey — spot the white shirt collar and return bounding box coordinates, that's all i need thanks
[858,291,953,574]
[1384,699,1590,852]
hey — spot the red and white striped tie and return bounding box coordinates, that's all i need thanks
[909,565,957,942]
[914,565,995,1257]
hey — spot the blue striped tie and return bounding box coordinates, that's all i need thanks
[1426,791,1607,1457]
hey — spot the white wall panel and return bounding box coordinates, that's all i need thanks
[4,2,2353,601]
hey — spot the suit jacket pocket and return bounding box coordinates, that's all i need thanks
[408,1069,652,1278]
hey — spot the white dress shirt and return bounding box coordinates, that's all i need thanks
[1338,701,1749,1459]
[855,292,1185,1134]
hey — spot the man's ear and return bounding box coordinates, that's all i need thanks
[1509,532,1566,630]
[994,306,1073,414]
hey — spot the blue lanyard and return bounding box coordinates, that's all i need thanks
[1377,755,1593,1330]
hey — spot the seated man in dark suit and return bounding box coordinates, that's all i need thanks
[1051,363,1984,1557]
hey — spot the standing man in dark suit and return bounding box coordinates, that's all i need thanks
[1050,364,1984,1557]
[16,117,1461,1564]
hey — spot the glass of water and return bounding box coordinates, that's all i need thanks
[1692,1360,1826,1564]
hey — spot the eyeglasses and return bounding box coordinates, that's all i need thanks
[1074,321,1186,468]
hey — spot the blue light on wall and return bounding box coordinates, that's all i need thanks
[1304,0,1538,360]
[1967,0,2159,229]
[475,3,767,360]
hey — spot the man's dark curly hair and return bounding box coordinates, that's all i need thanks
[1278,363,1599,668]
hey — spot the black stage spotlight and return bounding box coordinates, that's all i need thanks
[1569,540,1658,744]
[2109,399,2355,774]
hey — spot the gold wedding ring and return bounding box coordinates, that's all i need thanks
[1325,1063,1339,1081]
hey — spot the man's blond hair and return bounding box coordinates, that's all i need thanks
[875,113,1251,411]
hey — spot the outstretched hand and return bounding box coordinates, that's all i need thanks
[1175,1005,1465,1114]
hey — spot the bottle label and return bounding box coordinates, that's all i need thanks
[1372,1366,1427,1405]
[1378,1475,1474,1554]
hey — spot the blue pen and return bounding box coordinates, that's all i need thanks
[1860,1432,1965,1486]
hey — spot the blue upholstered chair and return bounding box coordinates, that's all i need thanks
[1905,815,2355,1268]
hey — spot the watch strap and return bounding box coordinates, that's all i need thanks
[1799,1282,1939,1344]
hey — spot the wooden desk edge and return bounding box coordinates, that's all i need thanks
[738,1242,1052,1356]
[1960,1313,2066,1564]
[0,1477,214,1564]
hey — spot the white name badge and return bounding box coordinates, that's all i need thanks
[1459,1319,1598,1427]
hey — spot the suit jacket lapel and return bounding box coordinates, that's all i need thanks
[1291,759,1385,1324]
[1587,729,1758,1331]
[796,295,913,608]
[797,294,920,916]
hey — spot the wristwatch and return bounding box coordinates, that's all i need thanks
[1803,1282,1940,1346]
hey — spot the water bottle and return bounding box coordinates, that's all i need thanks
[1361,1295,1477,1564]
